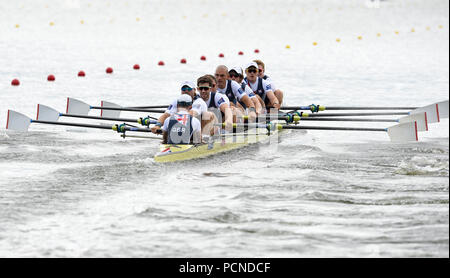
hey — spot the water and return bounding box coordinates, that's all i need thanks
[0,0,448,257]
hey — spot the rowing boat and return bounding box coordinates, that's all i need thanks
[6,98,448,162]
[154,123,285,163]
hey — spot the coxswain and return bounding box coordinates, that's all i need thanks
[151,81,208,134]
[197,75,233,132]
[244,62,280,111]
[253,59,284,106]
[215,65,257,122]
[228,66,263,115]
[162,94,202,144]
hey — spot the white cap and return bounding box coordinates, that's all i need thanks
[180,80,195,89]
[229,66,243,76]
[177,94,193,106]
[245,62,258,70]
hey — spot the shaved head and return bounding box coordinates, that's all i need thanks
[215,65,228,72]
[215,65,229,89]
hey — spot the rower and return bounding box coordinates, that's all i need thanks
[244,62,280,111]
[215,65,257,122]
[198,75,233,132]
[204,74,218,93]
[151,81,207,134]
[254,59,284,106]
[228,66,263,115]
[162,94,202,144]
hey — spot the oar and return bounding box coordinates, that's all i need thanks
[218,122,419,142]
[298,112,409,117]
[37,104,157,126]
[6,110,158,134]
[280,100,448,113]
[284,100,448,124]
[280,105,417,111]
[66,98,166,118]
[243,111,428,131]
[125,105,168,109]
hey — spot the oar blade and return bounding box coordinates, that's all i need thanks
[387,122,418,142]
[66,97,90,115]
[398,112,428,132]
[411,104,439,123]
[101,100,121,118]
[437,100,449,119]
[36,104,60,122]
[6,110,32,132]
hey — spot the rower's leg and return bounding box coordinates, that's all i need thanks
[232,106,245,123]
[201,111,218,136]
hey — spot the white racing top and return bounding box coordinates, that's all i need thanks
[245,78,273,94]
[205,92,230,108]
[162,110,201,133]
[241,82,257,98]
[217,80,247,100]
[263,75,277,91]
[165,95,207,116]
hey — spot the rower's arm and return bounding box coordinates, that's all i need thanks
[189,110,201,121]
[158,112,170,125]
[240,95,255,110]
[251,97,263,114]
[151,112,170,134]
[220,104,233,122]
[265,91,280,109]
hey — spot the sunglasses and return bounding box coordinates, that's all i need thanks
[229,73,240,78]
[247,68,258,74]
[198,86,211,91]
[181,86,193,92]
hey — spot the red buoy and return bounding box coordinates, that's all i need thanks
[133,64,140,70]
[11,79,20,86]
[200,56,206,61]
[238,51,244,55]
[180,58,187,64]
[158,61,165,66]
[106,67,113,74]
[47,75,55,81]
[78,71,86,77]
[218,53,224,58]
[254,49,260,53]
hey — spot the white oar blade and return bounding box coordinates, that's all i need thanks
[37,104,60,122]
[437,100,449,119]
[66,97,90,115]
[6,110,32,132]
[398,112,428,132]
[411,104,438,123]
[387,122,418,142]
[100,100,121,118]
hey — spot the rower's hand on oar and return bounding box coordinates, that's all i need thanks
[224,120,234,132]
[248,110,257,122]
[151,125,162,134]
